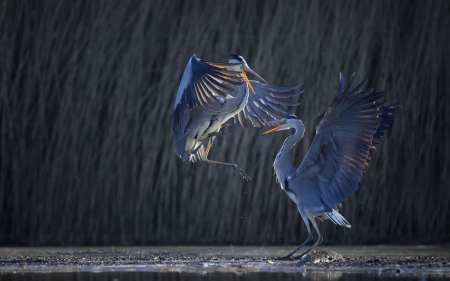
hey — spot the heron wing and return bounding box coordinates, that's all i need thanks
[292,73,398,210]
[232,81,303,128]
[173,55,244,137]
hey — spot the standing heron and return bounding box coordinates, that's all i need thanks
[263,73,398,259]
[173,54,302,180]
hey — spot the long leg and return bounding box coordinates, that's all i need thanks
[190,132,228,155]
[293,214,323,259]
[207,131,228,138]
[192,132,251,181]
[277,212,312,260]
[202,158,251,181]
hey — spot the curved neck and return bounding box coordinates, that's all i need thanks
[273,120,305,184]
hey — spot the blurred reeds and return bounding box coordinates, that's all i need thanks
[0,0,448,246]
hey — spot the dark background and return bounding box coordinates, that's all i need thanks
[0,0,448,246]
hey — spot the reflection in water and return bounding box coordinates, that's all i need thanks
[1,272,448,281]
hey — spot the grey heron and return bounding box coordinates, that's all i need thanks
[173,54,302,180]
[263,73,398,259]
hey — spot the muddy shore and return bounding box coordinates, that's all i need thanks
[0,246,449,276]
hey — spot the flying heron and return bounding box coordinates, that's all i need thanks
[263,73,398,259]
[173,54,302,180]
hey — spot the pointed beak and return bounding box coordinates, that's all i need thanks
[241,71,256,94]
[242,66,268,94]
[263,121,287,134]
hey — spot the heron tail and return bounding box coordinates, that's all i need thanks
[174,135,189,161]
[325,209,351,228]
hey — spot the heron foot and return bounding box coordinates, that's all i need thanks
[292,254,305,260]
[274,255,295,261]
[274,254,306,261]
[296,250,344,263]
[233,165,251,181]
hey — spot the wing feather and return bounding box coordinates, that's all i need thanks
[202,74,233,97]
[173,54,245,136]
[193,80,209,106]
[232,81,303,127]
[293,73,398,210]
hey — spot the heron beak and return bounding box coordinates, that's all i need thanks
[241,71,256,94]
[263,121,287,134]
[242,66,268,94]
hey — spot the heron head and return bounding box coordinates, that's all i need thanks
[227,54,267,94]
[227,53,247,66]
[263,115,299,134]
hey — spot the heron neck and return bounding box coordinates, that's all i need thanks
[273,122,305,181]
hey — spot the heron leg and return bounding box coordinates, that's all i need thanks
[276,212,312,260]
[293,214,323,260]
[190,132,227,155]
[191,140,208,155]
[202,158,251,181]
[191,130,250,181]
[207,131,228,138]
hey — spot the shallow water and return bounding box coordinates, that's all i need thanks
[1,271,449,281]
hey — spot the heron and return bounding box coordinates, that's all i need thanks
[263,73,398,259]
[173,54,302,180]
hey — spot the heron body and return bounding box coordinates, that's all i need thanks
[173,54,302,180]
[264,73,399,259]
[176,73,249,162]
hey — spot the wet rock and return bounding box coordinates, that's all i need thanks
[299,249,344,263]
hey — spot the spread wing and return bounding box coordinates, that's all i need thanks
[173,54,244,139]
[292,73,398,210]
[232,81,303,128]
